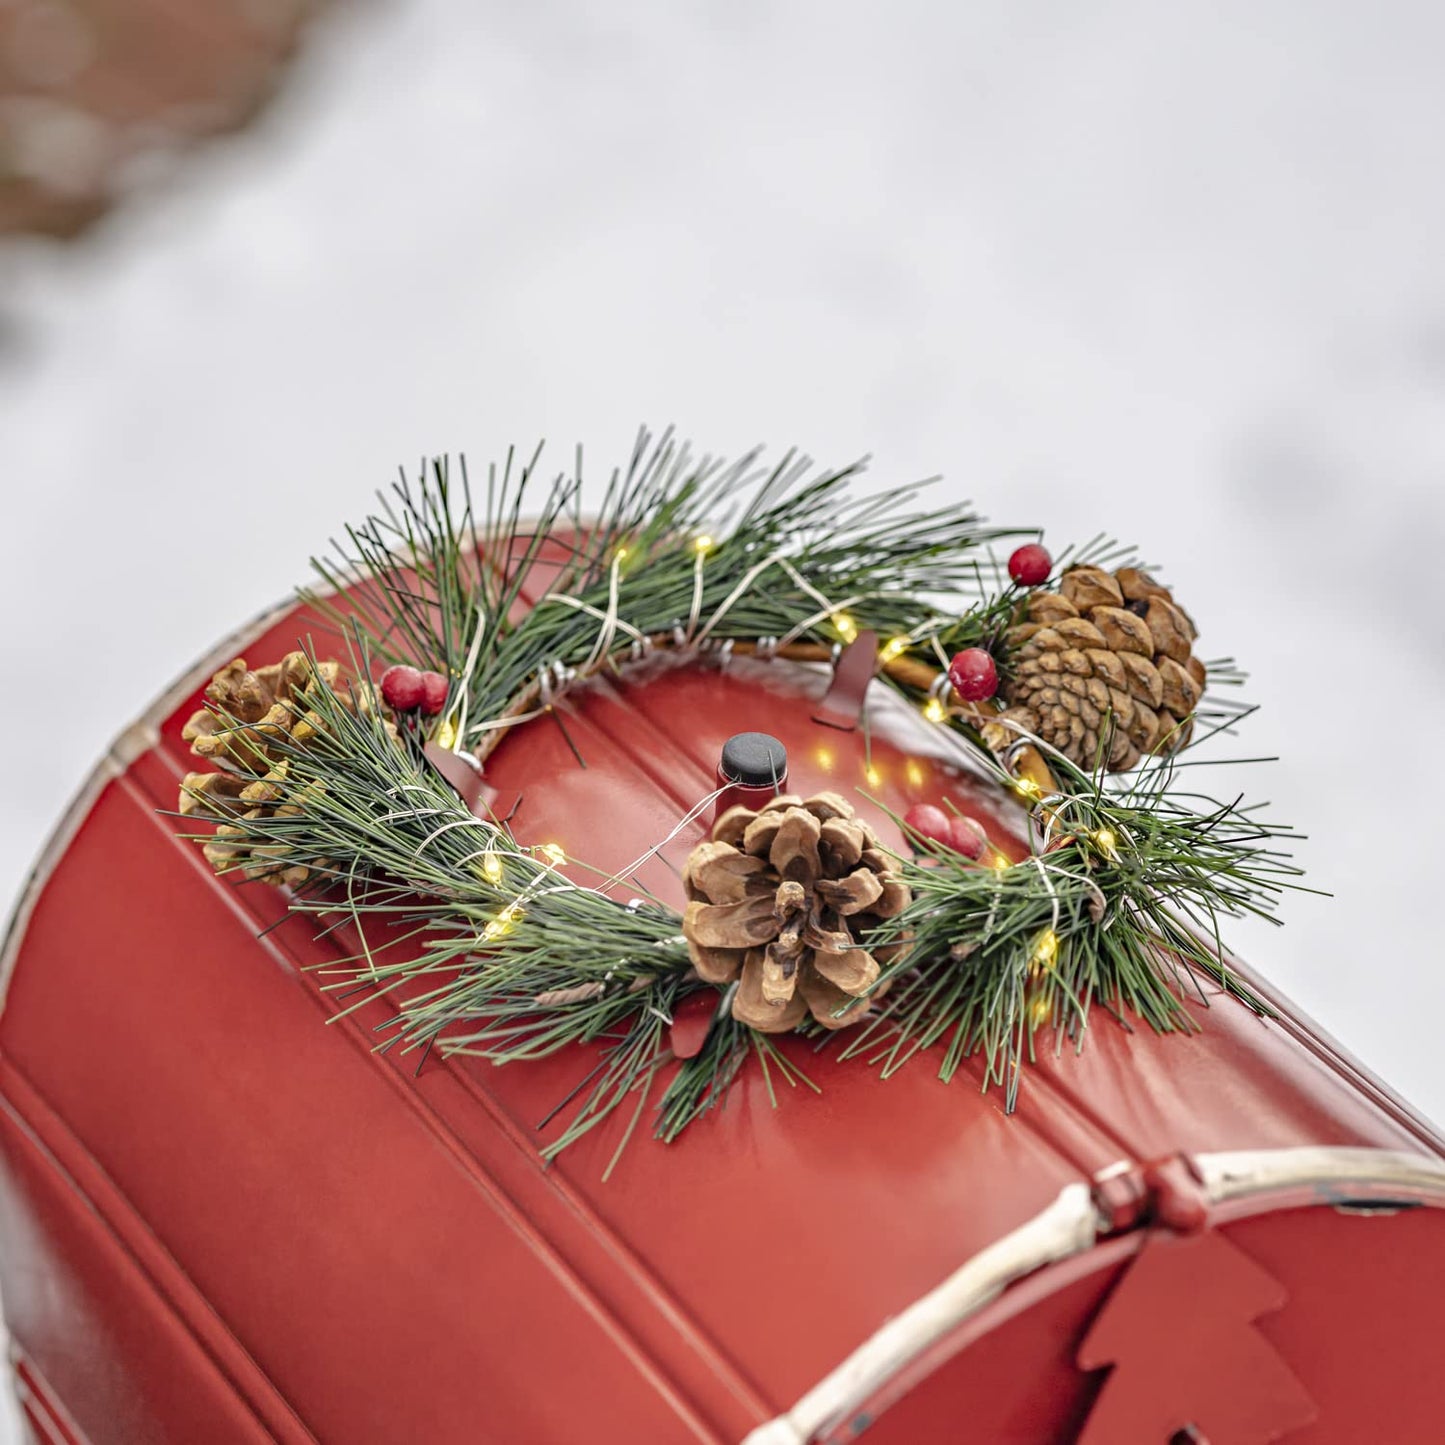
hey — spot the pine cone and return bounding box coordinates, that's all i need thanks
[178,652,394,886]
[682,792,910,1034]
[997,566,1207,772]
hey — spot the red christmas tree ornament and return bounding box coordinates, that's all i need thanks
[1077,1230,1317,1445]
[380,664,425,712]
[947,647,999,702]
[904,803,955,849]
[419,671,450,717]
[1007,543,1052,587]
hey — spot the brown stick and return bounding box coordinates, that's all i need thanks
[532,973,657,1007]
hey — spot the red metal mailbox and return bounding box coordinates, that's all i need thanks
[1,551,1443,1445]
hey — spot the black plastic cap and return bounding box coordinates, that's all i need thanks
[719,732,788,787]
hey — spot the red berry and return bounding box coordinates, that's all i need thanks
[949,815,987,860]
[1008,543,1052,587]
[419,670,450,716]
[380,664,425,712]
[903,803,954,849]
[948,647,998,702]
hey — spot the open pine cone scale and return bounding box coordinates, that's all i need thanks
[682,792,910,1034]
[997,564,1208,773]
[177,652,397,886]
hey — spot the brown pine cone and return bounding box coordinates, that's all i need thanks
[178,652,394,885]
[682,792,910,1034]
[180,653,341,771]
[997,565,1207,772]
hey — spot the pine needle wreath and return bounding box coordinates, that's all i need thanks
[176,431,1308,1167]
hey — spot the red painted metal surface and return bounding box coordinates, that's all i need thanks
[1,543,1443,1443]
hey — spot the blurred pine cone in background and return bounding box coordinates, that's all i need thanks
[1,0,327,238]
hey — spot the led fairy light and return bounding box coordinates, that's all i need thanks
[1030,929,1059,975]
[483,853,570,937]
[483,901,523,941]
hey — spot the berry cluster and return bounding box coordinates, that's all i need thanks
[380,664,450,716]
[944,543,1054,706]
[903,803,988,860]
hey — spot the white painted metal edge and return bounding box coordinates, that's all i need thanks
[0,595,303,1014]
[741,1182,1103,1445]
[1194,1146,1445,1205]
[742,1145,1445,1445]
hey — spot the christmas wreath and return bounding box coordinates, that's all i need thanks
[177,434,1302,1167]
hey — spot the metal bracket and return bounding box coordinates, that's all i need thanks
[812,632,879,732]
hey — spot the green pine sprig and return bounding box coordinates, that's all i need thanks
[842,740,1312,1105]
[306,429,1019,758]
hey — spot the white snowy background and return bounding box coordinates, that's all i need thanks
[2,3,1444,1438]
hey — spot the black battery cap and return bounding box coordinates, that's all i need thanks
[718,732,788,787]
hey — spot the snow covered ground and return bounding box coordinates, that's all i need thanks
[1,2,1444,1435]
